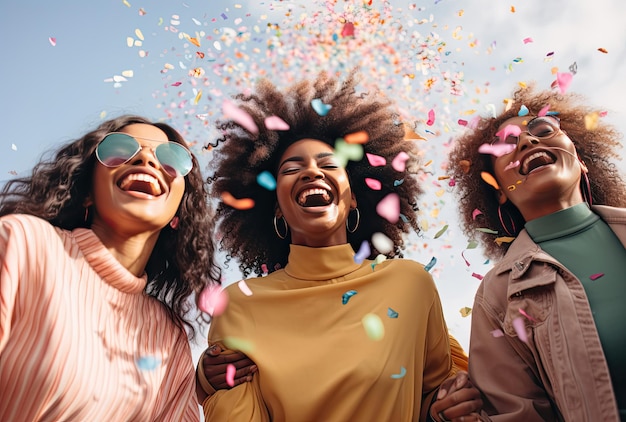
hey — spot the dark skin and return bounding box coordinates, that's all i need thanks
[196,345,257,402]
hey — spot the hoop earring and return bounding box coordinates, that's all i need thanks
[84,207,89,223]
[346,208,360,233]
[497,204,516,237]
[581,172,593,206]
[273,215,288,240]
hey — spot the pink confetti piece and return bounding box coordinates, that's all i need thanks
[261,264,269,274]
[471,272,484,280]
[491,329,505,338]
[512,317,528,343]
[223,99,259,134]
[518,308,538,322]
[226,363,236,387]
[376,193,400,223]
[495,124,522,142]
[341,22,355,37]
[504,160,520,171]
[556,72,573,94]
[171,81,182,86]
[365,177,382,190]
[264,115,290,130]
[537,105,551,117]
[590,273,604,280]
[478,143,516,157]
[472,209,483,220]
[366,153,386,167]
[457,119,468,126]
[522,37,533,44]
[461,250,471,267]
[198,285,229,316]
[48,37,57,46]
[426,109,435,126]
[391,152,409,172]
[238,280,253,296]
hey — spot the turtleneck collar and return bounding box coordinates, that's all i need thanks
[72,228,148,294]
[284,244,362,281]
[525,203,598,243]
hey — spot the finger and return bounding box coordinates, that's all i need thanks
[203,351,251,366]
[206,344,222,356]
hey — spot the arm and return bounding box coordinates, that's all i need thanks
[468,283,556,421]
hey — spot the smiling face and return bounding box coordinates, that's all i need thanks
[276,138,356,247]
[89,123,186,238]
[491,116,588,221]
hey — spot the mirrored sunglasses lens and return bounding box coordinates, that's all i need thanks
[155,143,193,177]
[97,133,139,167]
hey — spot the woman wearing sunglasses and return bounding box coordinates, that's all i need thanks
[0,115,220,421]
[196,71,483,422]
[448,85,626,421]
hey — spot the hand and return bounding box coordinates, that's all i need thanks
[202,343,258,390]
[430,371,484,422]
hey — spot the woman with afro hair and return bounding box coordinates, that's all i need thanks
[0,115,220,421]
[448,84,626,421]
[196,70,483,422]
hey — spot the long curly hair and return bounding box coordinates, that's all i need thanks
[0,115,220,336]
[448,84,626,260]
[207,70,424,277]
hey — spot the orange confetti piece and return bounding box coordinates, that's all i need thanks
[510,6,516,12]
[584,112,600,130]
[344,131,369,144]
[459,159,471,174]
[495,236,516,246]
[403,123,426,140]
[187,36,201,47]
[481,171,500,190]
[221,192,255,210]
[598,47,608,54]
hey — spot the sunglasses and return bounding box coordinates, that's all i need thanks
[491,115,561,146]
[96,132,193,178]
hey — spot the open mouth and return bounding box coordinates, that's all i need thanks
[119,173,163,196]
[297,188,334,207]
[521,151,556,175]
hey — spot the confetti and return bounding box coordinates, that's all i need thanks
[264,115,290,130]
[222,99,259,134]
[476,227,498,234]
[518,105,529,116]
[198,284,229,316]
[459,307,472,317]
[354,241,371,264]
[426,109,435,126]
[584,112,600,130]
[479,142,516,158]
[344,131,369,144]
[495,236,516,245]
[522,37,533,44]
[366,153,386,167]
[223,336,254,353]
[226,363,236,387]
[311,98,332,116]
[589,273,604,280]
[256,171,277,190]
[472,209,483,220]
[221,191,255,210]
[471,272,484,280]
[136,356,161,371]
[372,232,394,254]
[11,144,17,151]
[365,177,382,190]
[376,193,400,223]
[238,280,253,296]
[480,172,500,190]
[371,254,387,271]
[391,152,410,172]
[341,22,355,37]
[362,313,384,341]
[48,37,57,46]
[424,256,437,272]
[391,366,406,379]
[556,72,573,94]
[512,317,528,343]
[491,329,504,338]
[434,224,449,239]
[504,160,520,171]
[519,308,537,322]
[598,47,608,54]
[387,308,399,319]
[342,290,358,304]
[334,140,363,167]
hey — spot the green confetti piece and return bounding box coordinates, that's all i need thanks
[434,224,449,239]
[362,313,384,341]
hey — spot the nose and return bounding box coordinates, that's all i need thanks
[130,145,159,170]
[517,132,540,151]
[300,163,324,181]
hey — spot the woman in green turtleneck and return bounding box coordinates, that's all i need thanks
[196,70,483,422]
[449,84,626,421]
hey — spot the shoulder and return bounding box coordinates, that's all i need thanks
[376,258,437,290]
[0,214,61,241]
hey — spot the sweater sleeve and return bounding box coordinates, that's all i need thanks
[469,281,556,421]
[151,329,201,422]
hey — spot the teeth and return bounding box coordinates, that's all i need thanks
[522,151,552,174]
[120,173,162,195]
[298,188,330,205]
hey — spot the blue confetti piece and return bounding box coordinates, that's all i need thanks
[354,241,370,264]
[136,356,161,371]
[393,179,404,186]
[311,98,332,116]
[546,111,560,116]
[424,129,435,134]
[387,307,399,318]
[342,290,358,304]
[518,105,529,116]
[256,171,276,191]
[424,257,437,272]
[391,366,407,379]
[399,214,408,223]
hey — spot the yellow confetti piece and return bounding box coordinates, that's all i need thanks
[435,189,445,197]
[362,314,385,341]
[194,90,202,105]
[187,36,201,47]
[121,70,134,78]
[460,307,472,317]
[481,171,500,190]
[584,112,600,130]
[122,0,131,7]
[164,63,174,70]
[495,236,516,246]
[126,37,134,47]
[99,111,107,119]
[135,28,144,41]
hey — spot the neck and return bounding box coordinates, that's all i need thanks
[90,221,159,277]
[520,195,586,222]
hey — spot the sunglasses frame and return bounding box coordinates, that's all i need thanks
[96,132,193,177]
[491,115,561,146]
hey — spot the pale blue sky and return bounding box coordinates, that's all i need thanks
[2,0,625,356]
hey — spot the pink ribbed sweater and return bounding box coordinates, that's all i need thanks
[0,214,200,421]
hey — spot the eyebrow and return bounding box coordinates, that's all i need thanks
[278,151,335,169]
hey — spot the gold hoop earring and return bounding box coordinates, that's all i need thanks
[346,208,360,233]
[273,215,288,239]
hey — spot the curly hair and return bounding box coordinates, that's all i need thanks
[207,70,424,277]
[448,84,626,260]
[0,115,220,336]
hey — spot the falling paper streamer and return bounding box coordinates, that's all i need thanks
[424,256,437,272]
[495,236,516,246]
[223,99,259,134]
[362,313,384,341]
[376,193,400,223]
[238,280,253,296]
[518,105,529,116]
[198,285,229,316]
[512,317,528,342]
[342,290,358,305]
[471,273,484,280]
[354,241,370,264]
[390,366,406,379]
[257,171,277,190]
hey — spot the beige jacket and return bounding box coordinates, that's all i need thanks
[469,205,626,422]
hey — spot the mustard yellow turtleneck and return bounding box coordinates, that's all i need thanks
[202,244,465,422]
